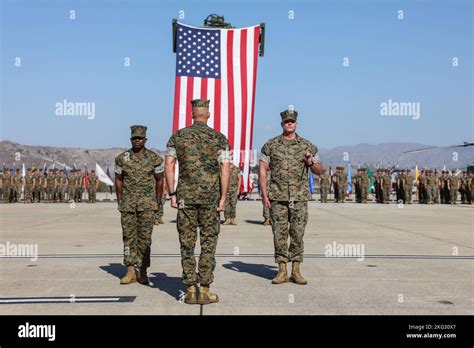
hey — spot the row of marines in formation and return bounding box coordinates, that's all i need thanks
[0,168,99,203]
[314,167,473,205]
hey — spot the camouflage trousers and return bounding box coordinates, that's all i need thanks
[361,186,368,202]
[24,186,33,202]
[46,186,55,202]
[337,187,345,202]
[56,189,65,202]
[404,189,412,204]
[320,187,328,202]
[450,189,458,204]
[121,210,155,268]
[426,186,435,203]
[13,188,20,202]
[383,186,391,203]
[2,187,12,202]
[177,203,220,285]
[88,189,96,203]
[224,190,238,219]
[75,189,83,202]
[434,188,440,203]
[270,200,308,263]
[34,189,42,202]
[67,187,75,202]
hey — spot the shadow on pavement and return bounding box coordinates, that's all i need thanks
[99,263,126,279]
[244,219,266,225]
[222,261,277,280]
[149,272,186,300]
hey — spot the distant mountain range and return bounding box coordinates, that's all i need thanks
[318,142,474,169]
[1,140,472,173]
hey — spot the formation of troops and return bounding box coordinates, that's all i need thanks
[0,168,99,203]
[316,167,472,205]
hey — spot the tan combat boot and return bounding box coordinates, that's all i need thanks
[120,266,136,285]
[230,218,237,225]
[158,217,164,224]
[271,262,289,284]
[184,284,198,305]
[290,261,307,285]
[223,219,231,225]
[198,285,219,304]
[137,267,150,285]
[262,218,271,226]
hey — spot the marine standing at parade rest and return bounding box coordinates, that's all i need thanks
[319,169,329,203]
[46,169,55,203]
[115,125,164,285]
[259,108,323,286]
[404,169,414,204]
[360,168,369,203]
[24,168,35,203]
[2,169,12,203]
[223,163,241,225]
[448,171,460,205]
[88,170,99,203]
[165,99,231,305]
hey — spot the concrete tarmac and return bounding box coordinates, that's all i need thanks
[0,201,472,315]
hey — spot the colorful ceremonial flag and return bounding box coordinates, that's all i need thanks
[368,166,373,192]
[96,163,114,186]
[172,22,262,193]
[84,166,89,190]
[415,165,419,182]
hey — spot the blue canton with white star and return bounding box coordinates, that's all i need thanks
[176,24,221,79]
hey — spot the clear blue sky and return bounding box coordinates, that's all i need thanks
[1,0,472,151]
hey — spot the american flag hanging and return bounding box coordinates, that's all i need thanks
[172,22,261,192]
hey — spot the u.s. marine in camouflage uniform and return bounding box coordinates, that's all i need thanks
[24,168,35,203]
[165,99,231,305]
[404,169,414,204]
[259,108,323,286]
[223,163,241,225]
[88,170,99,203]
[319,169,330,203]
[115,125,164,286]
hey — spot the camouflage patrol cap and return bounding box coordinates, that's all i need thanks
[191,99,210,108]
[130,125,147,138]
[280,108,298,121]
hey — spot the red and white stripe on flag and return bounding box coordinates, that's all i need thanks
[172,22,261,192]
